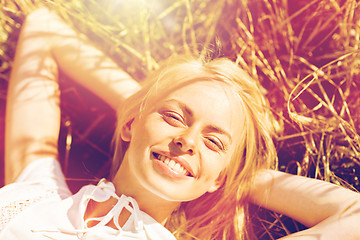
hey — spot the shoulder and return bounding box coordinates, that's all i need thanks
[0,158,72,232]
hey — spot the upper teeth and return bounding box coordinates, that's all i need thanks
[158,154,189,176]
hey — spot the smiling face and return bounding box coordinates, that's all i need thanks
[118,80,245,202]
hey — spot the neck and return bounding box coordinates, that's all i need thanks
[112,159,180,224]
[84,158,180,228]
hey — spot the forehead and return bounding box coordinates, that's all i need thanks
[167,80,238,107]
[161,80,245,141]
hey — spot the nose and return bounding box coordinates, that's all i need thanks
[173,128,198,155]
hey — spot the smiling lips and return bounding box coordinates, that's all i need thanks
[152,152,195,177]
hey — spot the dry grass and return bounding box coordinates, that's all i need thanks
[1,0,360,238]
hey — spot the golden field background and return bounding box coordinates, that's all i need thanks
[1,0,360,238]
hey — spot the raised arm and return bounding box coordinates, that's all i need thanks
[251,170,360,239]
[5,8,140,184]
[46,9,141,108]
[31,8,141,109]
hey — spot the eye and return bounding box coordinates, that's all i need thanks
[162,111,185,127]
[204,136,224,152]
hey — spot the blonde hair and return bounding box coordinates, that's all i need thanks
[111,56,276,239]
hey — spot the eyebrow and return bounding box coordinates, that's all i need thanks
[164,99,233,143]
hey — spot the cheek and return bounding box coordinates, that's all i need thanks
[200,152,227,180]
[132,115,173,148]
[209,151,234,177]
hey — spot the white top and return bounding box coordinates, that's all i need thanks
[0,158,176,240]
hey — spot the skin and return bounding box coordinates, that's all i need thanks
[113,80,245,224]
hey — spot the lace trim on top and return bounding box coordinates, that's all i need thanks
[0,188,58,232]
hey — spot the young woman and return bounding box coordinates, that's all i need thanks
[1,8,360,240]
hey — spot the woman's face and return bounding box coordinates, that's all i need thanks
[121,80,245,202]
